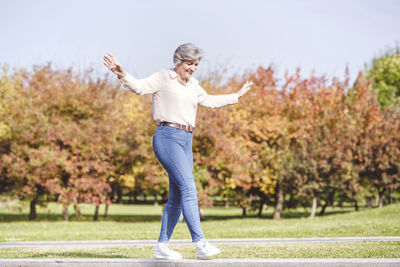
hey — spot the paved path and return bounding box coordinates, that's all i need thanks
[1,258,400,267]
[1,236,399,248]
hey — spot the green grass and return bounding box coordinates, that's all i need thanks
[0,200,365,222]
[0,242,399,258]
[0,202,399,242]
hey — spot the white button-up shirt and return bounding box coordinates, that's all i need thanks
[119,69,238,127]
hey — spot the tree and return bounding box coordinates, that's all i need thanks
[0,66,23,196]
[365,46,400,107]
[1,64,115,220]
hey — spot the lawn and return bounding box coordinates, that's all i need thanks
[0,202,399,242]
[1,242,399,259]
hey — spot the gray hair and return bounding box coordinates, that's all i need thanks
[173,43,204,66]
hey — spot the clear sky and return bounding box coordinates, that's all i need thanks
[1,0,399,83]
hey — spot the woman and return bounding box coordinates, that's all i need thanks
[103,43,252,260]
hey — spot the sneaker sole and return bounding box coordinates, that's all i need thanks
[154,253,182,260]
[197,250,220,259]
[154,256,182,260]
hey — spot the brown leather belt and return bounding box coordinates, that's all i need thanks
[160,121,194,132]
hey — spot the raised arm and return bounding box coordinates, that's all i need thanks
[103,53,126,79]
[237,81,253,98]
[197,80,253,108]
[103,53,162,95]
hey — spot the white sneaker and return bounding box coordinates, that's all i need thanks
[154,242,182,260]
[196,239,221,258]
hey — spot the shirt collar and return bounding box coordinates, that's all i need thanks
[168,69,179,79]
[168,69,194,86]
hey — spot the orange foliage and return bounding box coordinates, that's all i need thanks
[1,63,399,220]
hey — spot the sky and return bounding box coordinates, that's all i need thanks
[1,0,399,83]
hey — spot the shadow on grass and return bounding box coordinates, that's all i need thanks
[277,209,354,219]
[0,208,354,222]
[202,209,353,221]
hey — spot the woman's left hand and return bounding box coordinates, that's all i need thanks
[238,81,253,98]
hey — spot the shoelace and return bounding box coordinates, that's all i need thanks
[198,240,209,248]
[162,244,172,251]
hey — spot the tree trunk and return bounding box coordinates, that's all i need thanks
[379,198,383,208]
[366,197,373,208]
[62,204,69,221]
[93,204,100,221]
[154,193,158,206]
[354,199,359,211]
[388,187,394,204]
[29,197,37,221]
[199,208,205,221]
[225,200,229,208]
[310,195,317,219]
[328,190,335,209]
[319,201,328,216]
[273,184,284,220]
[104,203,109,218]
[257,197,265,218]
[288,193,295,209]
[117,187,123,203]
[242,207,247,217]
[74,203,82,218]
[128,191,133,204]
[378,188,385,208]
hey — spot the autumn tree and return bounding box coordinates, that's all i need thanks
[1,61,399,222]
[1,64,116,220]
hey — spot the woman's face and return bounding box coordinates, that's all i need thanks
[175,59,199,81]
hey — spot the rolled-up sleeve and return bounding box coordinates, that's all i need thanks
[196,84,239,109]
[119,71,163,95]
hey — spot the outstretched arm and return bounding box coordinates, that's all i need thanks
[197,80,253,108]
[103,53,126,79]
[238,81,253,98]
[103,53,162,95]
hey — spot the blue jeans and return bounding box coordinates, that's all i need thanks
[153,125,205,242]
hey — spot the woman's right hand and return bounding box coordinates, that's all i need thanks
[103,53,126,79]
